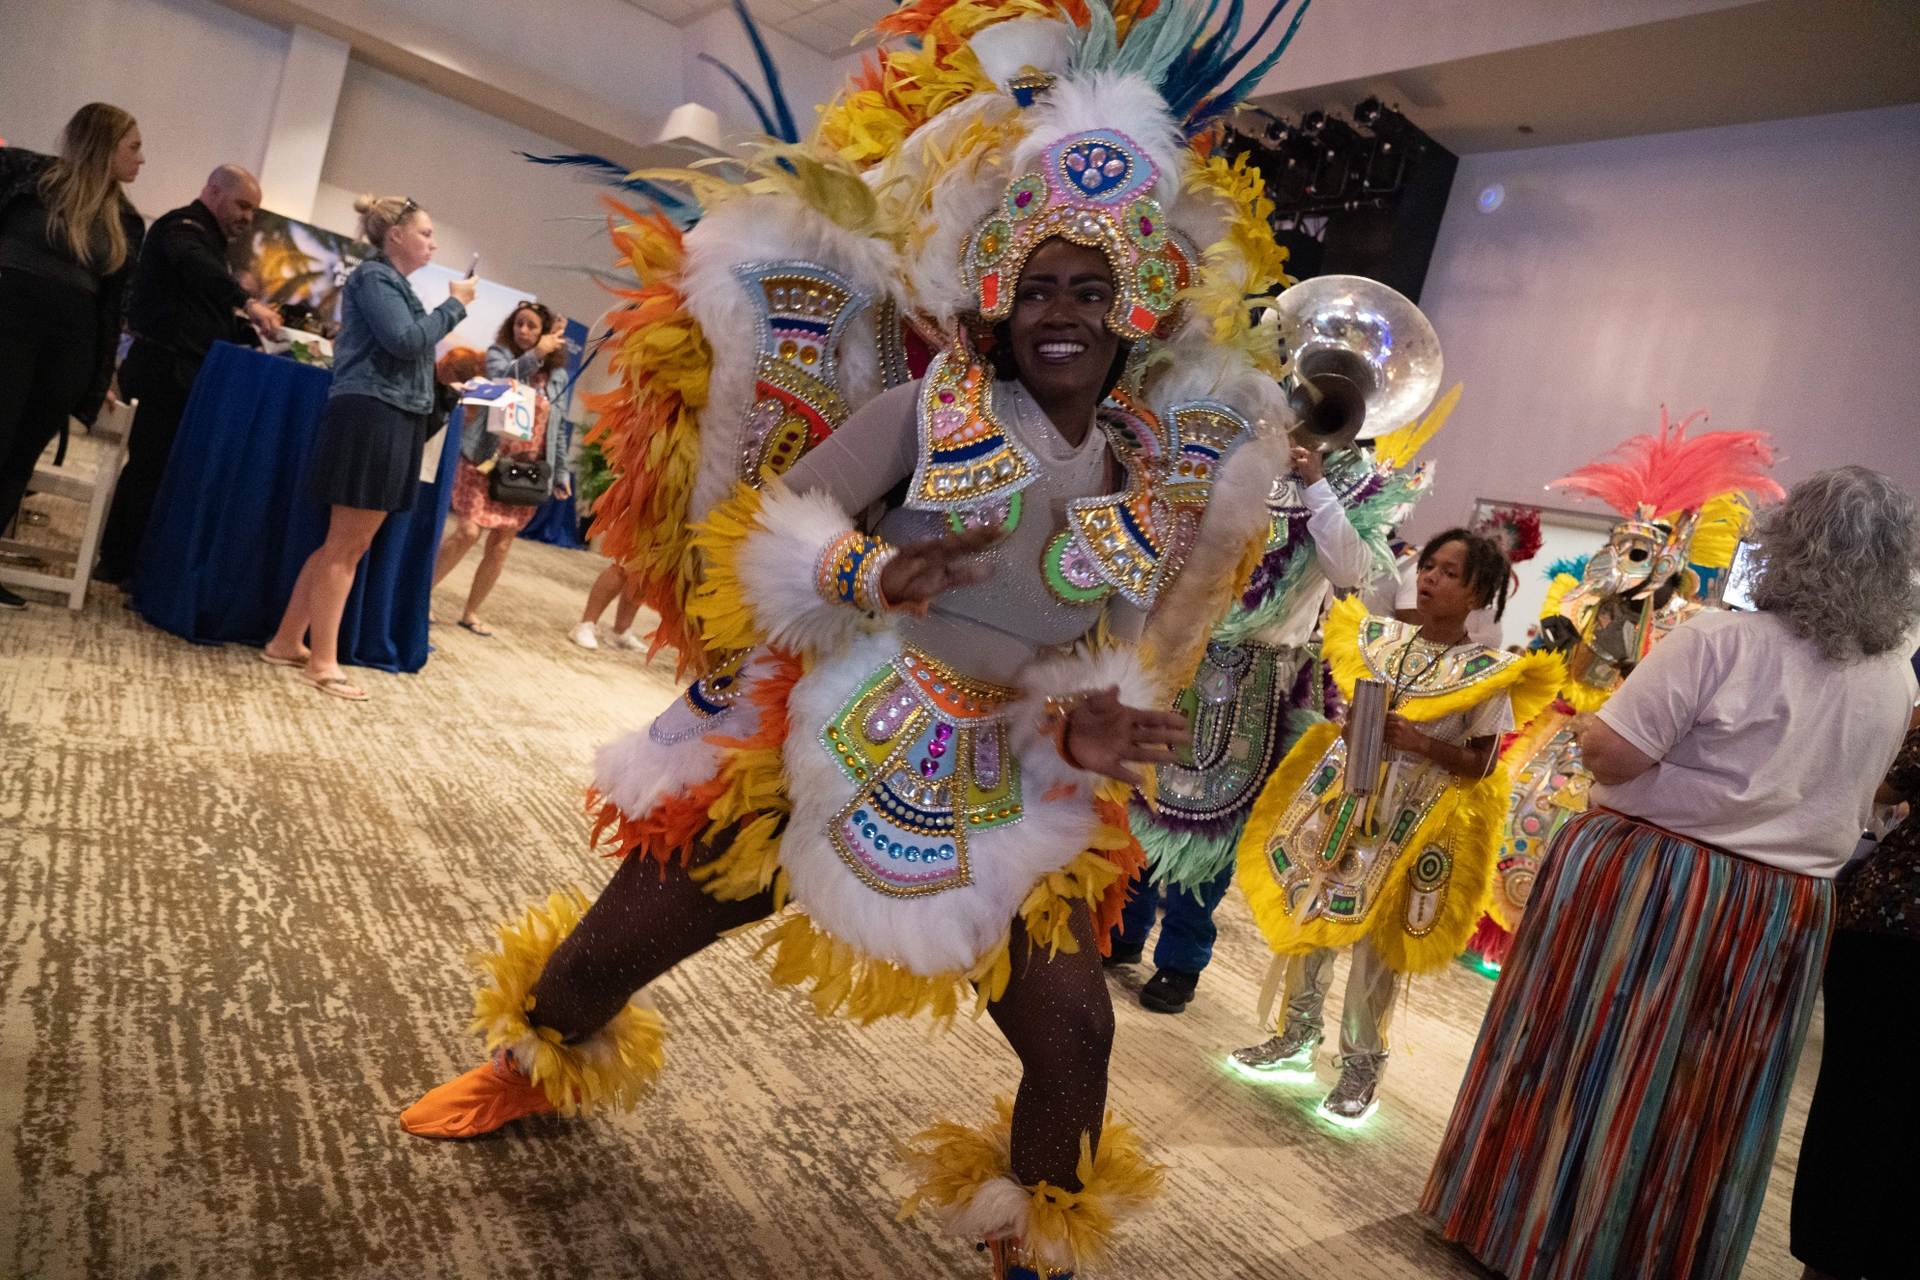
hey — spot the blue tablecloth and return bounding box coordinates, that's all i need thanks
[132,341,457,673]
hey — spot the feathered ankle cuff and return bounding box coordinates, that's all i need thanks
[468,889,667,1114]
[899,1099,1164,1275]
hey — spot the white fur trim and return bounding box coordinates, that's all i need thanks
[946,1176,1033,1243]
[777,633,1115,976]
[888,94,1026,329]
[593,728,724,820]
[969,17,1075,92]
[1144,428,1291,695]
[679,196,902,525]
[737,481,879,657]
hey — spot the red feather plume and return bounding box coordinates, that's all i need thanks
[1548,407,1784,516]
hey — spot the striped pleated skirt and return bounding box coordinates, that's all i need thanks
[1421,807,1831,1280]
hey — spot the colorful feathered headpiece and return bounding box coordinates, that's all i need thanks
[1550,406,1783,598]
[1547,407,1784,517]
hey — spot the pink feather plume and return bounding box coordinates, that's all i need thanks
[1548,407,1785,516]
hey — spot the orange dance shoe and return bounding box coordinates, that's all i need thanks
[400,1050,555,1138]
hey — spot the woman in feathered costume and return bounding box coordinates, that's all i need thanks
[399,1,1317,1274]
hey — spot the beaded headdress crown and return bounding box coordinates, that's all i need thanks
[964,129,1192,342]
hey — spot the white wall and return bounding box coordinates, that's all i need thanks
[681,6,865,143]
[1260,0,1754,94]
[1403,102,1920,542]
[311,60,621,330]
[0,0,287,217]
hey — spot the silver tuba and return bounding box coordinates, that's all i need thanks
[1272,274,1443,454]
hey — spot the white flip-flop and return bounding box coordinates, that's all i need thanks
[299,672,369,701]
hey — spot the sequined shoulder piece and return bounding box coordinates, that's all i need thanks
[906,349,1041,510]
[732,261,870,485]
[1357,614,1518,695]
[1042,395,1257,610]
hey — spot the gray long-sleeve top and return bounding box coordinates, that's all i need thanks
[327,257,465,413]
[780,378,1146,687]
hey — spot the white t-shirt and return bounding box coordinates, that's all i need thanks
[1367,552,1504,648]
[1594,609,1918,877]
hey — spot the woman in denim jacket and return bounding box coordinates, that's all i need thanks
[429,301,571,636]
[264,194,473,700]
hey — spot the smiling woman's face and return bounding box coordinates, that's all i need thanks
[1006,237,1122,413]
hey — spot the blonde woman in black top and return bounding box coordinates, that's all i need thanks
[0,102,147,608]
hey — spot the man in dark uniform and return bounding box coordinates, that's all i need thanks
[94,164,279,585]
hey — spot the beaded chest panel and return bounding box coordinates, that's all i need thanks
[732,261,869,484]
[1358,616,1515,696]
[1156,642,1298,823]
[1258,732,1454,934]
[907,350,1041,509]
[821,648,1023,898]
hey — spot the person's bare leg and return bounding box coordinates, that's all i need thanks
[612,572,643,635]
[265,557,317,663]
[299,505,388,694]
[432,516,481,588]
[581,561,624,626]
[986,899,1114,1189]
[462,526,515,624]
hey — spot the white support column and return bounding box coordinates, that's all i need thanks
[258,24,350,223]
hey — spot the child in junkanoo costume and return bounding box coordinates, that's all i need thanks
[1112,405,1453,1013]
[1229,530,1564,1123]
[398,2,1321,1274]
[1466,410,1782,969]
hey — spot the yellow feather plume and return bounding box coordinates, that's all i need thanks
[1371,381,1463,472]
[899,1099,1165,1275]
[468,889,667,1114]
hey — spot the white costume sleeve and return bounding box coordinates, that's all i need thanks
[1303,479,1375,590]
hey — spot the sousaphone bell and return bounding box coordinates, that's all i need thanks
[1272,274,1443,454]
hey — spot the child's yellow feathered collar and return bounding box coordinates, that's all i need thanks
[1321,594,1566,726]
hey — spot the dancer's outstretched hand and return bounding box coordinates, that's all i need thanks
[878,525,998,613]
[1064,686,1191,786]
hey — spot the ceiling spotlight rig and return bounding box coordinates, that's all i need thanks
[1220,97,1458,302]
[1225,97,1447,222]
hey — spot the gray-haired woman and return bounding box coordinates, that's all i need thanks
[1424,466,1920,1280]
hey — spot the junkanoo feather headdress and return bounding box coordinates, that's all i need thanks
[579,0,1315,677]
[1549,406,1784,592]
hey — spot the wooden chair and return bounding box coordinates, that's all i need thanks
[0,398,136,610]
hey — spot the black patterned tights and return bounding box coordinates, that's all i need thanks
[527,833,1114,1190]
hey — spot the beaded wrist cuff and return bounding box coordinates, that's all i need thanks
[817,529,896,614]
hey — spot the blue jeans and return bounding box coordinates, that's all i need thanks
[1111,859,1237,974]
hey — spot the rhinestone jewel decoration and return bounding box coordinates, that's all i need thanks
[731,261,868,485]
[966,129,1189,343]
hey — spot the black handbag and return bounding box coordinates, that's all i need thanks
[488,456,552,506]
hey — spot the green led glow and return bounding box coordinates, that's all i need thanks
[1225,1054,1318,1085]
[1315,1097,1380,1129]
[1456,952,1502,980]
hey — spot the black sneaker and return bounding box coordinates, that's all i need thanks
[1102,942,1144,968]
[1139,967,1200,1013]
[0,583,26,610]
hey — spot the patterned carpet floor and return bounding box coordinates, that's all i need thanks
[0,494,1817,1279]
